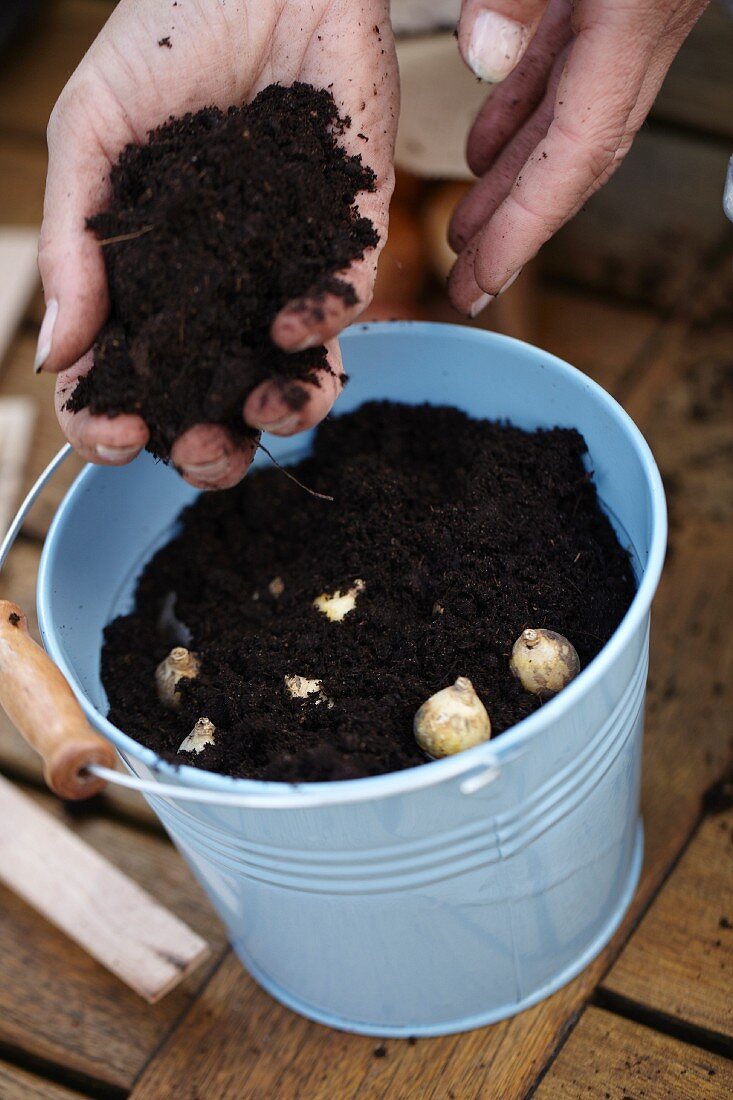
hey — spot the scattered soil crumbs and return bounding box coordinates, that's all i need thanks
[67,83,378,458]
[102,402,637,782]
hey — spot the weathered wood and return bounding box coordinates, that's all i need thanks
[0,228,38,369]
[0,1,113,141]
[0,774,209,1001]
[0,397,36,540]
[545,129,733,311]
[0,331,84,539]
[603,808,733,1047]
[537,289,660,396]
[0,784,225,1092]
[0,139,46,226]
[534,1006,733,1098]
[0,1059,87,1100]
[652,4,733,141]
[618,319,733,529]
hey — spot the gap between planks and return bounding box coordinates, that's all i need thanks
[532,1005,733,1099]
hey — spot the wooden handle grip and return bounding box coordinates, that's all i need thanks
[0,600,116,799]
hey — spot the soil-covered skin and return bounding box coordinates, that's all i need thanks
[67,83,378,458]
[102,402,637,783]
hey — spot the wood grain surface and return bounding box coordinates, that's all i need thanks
[0,785,225,1092]
[0,1060,87,1100]
[603,809,733,1049]
[535,1006,733,1099]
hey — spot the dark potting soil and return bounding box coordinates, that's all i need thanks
[67,83,378,458]
[102,402,637,783]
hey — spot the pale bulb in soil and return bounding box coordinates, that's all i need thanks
[510,628,580,695]
[178,717,215,753]
[155,646,200,708]
[313,579,365,622]
[414,676,491,759]
[284,675,332,707]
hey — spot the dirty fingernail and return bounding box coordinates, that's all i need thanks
[468,11,527,83]
[469,292,494,319]
[292,333,318,352]
[96,443,141,463]
[34,298,59,373]
[259,413,300,435]
[498,268,522,295]
[181,455,231,480]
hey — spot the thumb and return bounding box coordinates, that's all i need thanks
[457,0,549,83]
[35,81,114,373]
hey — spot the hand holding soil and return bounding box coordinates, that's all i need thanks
[34,0,708,483]
[36,0,397,488]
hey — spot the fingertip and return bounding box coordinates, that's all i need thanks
[244,380,311,431]
[171,424,255,490]
[37,234,109,374]
[458,6,531,85]
[447,249,485,317]
[272,280,370,351]
[88,414,149,465]
[271,305,322,352]
[248,367,342,439]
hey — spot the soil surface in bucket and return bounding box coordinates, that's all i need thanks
[66,83,378,459]
[102,402,637,782]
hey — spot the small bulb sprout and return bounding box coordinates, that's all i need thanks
[178,717,216,754]
[313,579,365,623]
[284,674,332,706]
[510,628,580,696]
[155,646,200,708]
[268,576,285,599]
[414,677,491,759]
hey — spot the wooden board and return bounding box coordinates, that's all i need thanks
[0,331,84,539]
[651,4,733,141]
[545,129,733,311]
[621,320,733,528]
[0,140,47,227]
[534,1006,733,1098]
[0,784,225,1093]
[0,396,36,540]
[602,808,733,1047]
[0,1060,86,1100]
[0,775,210,1004]
[0,228,38,367]
[537,289,660,396]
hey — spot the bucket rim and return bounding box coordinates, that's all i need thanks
[38,321,667,804]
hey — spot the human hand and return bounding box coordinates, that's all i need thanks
[39,0,398,488]
[449,0,708,316]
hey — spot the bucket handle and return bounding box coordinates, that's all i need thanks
[0,447,502,807]
[0,447,117,799]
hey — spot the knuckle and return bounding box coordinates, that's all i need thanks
[552,118,620,179]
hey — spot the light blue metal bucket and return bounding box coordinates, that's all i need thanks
[30,323,665,1036]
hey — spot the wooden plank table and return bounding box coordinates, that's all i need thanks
[0,3,731,1097]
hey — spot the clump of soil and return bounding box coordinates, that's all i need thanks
[67,83,378,458]
[102,402,637,783]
